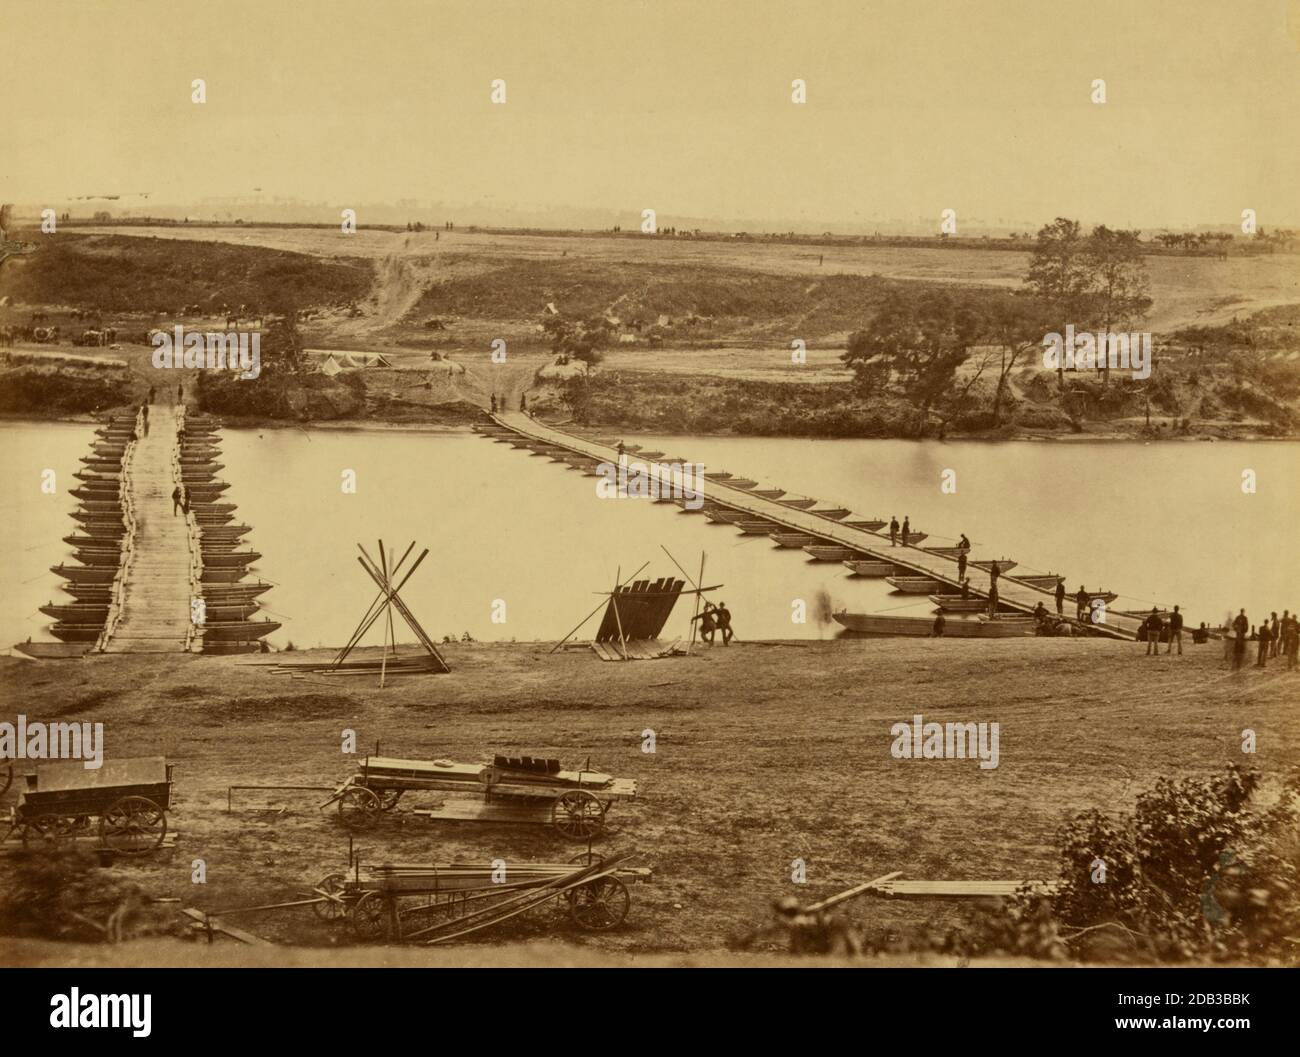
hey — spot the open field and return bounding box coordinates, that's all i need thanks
[69,224,1300,334]
[1,637,1295,963]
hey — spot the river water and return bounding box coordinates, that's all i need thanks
[3,422,1296,649]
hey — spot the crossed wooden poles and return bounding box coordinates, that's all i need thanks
[550,547,720,660]
[333,540,449,685]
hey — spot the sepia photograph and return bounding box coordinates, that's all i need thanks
[1,0,1297,1035]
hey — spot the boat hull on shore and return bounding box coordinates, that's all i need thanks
[833,611,1033,638]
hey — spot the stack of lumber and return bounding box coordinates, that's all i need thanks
[594,578,685,642]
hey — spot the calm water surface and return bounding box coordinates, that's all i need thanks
[3,423,1296,649]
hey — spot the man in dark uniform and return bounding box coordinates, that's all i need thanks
[1166,605,1184,655]
[1055,578,1066,616]
[1232,609,1249,670]
[691,602,717,645]
[957,550,968,581]
[1144,607,1164,656]
[987,582,999,618]
[715,602,734,646]
[1256,619,1272,668]
[171,485,183,516]
[901,516,911,546]
[1076,586,1090,622]
[988,560,1000,588]
[889,516,899,546]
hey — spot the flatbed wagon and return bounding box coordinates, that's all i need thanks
[324,754,637,840]
[2,756,173,853]
[305,852,652,942]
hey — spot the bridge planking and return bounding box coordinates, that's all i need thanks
[486,412,1142,641]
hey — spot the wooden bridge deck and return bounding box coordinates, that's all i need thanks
[488,412,1143,641]
[101,405,194,653]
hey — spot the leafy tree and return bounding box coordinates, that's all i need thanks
[1025,218,1090,392]
[1083,226,1152,384]
[542,313,609,366]
[843,289,979,433]
[983,292,1052,427]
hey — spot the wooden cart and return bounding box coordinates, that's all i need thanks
[308,851,651,942]
[324,755,637,840]
[2,756,173,854]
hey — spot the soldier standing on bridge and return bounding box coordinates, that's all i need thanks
[901,516,911,546]
[957,550,968,581]
[490,393,497,413]
[889,516,899,546]
[1055,578,1066,616]
[171,485,184,516]
[988,560,1000,588]
[987,582,999,618]
[1076,585,1090,622]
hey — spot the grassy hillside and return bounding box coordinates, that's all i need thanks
[0,234,373,313]
[412,257,918,339]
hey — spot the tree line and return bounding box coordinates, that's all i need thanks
[842,218,1153,433]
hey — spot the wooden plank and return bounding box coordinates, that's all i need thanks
[181,907,272,945]
[868,879,1060,898]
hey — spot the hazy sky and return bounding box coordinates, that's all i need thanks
[5,0,1299,229]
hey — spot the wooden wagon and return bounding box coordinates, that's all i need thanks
[2,756,173,854]
[324,754,637,840]
[307,851,651,942]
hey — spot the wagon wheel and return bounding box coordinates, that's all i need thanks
[22,813,78,849]
[551,790,605,841]
[338,786,383,829]
[312,873,349,921]
[100,796,167,854]
[568,876,630,931]
[377,790,403,811]
[351,891,391,941]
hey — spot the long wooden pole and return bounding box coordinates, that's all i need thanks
[382,540,398,658]
[355,546,444,664]
[333,541,415,665]
[345,546,430,658]
[548,560,648,653]
[687,551,705,654]
[356,547,442,659]
[610,566,629,660]
[378,540,391,689]
[804,871,903,913]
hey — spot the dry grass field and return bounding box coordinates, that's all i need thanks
[75,224,1300,335]
[2,636,1295,964]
